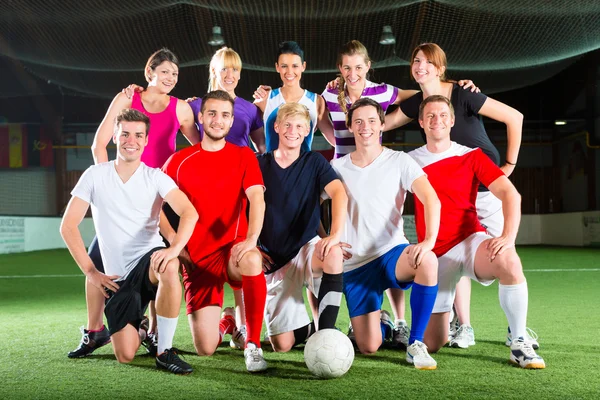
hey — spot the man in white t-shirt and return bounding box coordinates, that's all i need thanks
[329,98,441,370]
[60,109,198,374]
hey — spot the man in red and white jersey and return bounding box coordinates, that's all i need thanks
[408,95,545,369]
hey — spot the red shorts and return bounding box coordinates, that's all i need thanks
[182,239,243,314]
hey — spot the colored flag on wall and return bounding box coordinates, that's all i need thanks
[0,124,53,168]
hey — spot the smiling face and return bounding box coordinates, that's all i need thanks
[348,104,384,149]
[113,121,148,162]
[199,98,234,141]
[339,54,370,90]
[147,60,178,94]
[276,53,306,87]
[419,100,455,142]
[274,115,310,150]
[410,45,447,85]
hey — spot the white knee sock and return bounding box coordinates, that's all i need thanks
[157,315,178,355]
[498,281,528,340]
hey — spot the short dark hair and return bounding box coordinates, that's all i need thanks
[115,108,150,135]
[277,41,304,63]
[200,90,235,114]
[418,95,455,120]
[145,48,179,82]
[346,97,385,127]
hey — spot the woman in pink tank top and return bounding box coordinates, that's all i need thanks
[92,48,199,168]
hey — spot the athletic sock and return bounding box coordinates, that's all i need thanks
[218,315,236,343]
[395,319,407,326]
[242,273,267,348]
[293,322,315,346]
[317,272,343,330]
[87,326,105,333]
[499,280,528,340]
[409,283,438,344]
[156,315,178,355]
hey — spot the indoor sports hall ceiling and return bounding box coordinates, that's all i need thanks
[1,0,599,124]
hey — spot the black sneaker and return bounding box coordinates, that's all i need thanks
[67,325,111,358]
[139,317,158,356]
[156,348,193,375]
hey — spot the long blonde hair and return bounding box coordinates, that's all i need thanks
[208,47,243,91]
[336,40,371,113]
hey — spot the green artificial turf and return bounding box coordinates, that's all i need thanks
[1,247,599,399]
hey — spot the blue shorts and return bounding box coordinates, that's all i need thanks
[343,244,413,318]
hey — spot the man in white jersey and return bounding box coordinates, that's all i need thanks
[408,95,545,369]
[60,109,199,374]
[329,97,441,370]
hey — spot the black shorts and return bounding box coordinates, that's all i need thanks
[89,235,170,275]
[104,247,163,335]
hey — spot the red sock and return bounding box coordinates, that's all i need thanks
[218,315,235,342]
[242,273,266,348]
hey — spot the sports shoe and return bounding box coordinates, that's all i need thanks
[156,348,193,374]
[449,324,475,348]
[230,325,246,350]
[509,338,545,369]
[67,325,111,358]
[139,316,158,356]
[406,340,437,370]
[347,322,356,344]
[244,342,267,372]
[380,310,395,341]
[448,307,459,341]
[506,327,539,349]
[392,321,410,349]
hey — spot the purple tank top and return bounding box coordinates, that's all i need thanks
[132,91,180,168]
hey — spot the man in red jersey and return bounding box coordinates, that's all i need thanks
[161,90,268,372]
[408,95,545,369]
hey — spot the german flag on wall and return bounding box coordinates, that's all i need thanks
[0,124,54,168]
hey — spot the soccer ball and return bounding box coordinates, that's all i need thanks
[304,328,354,379]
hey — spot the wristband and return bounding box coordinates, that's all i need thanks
[505,160,517,166]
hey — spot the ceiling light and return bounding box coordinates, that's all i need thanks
[554,120,567,126]
[208,26,225,46]
[379,26,396,46]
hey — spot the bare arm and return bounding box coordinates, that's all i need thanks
[316,96,336,147]
[91,93,132,164]
[478,98,523,177]
[253,85,271,113]
[230,185,265,263]
[150,188,198,273]
[384,107,414,131]
[410,175,441,266]
[60,196,120,295]
[249,127,266,154]
[315,179,348,260]
[487,176,521,243]
[393,89,419,105]
[176,99,201,145]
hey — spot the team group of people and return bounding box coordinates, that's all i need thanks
[60,39,545,375]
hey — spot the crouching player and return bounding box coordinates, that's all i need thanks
[409,95,545,369]
[331,98,441,370]
[258,103,347,352]
[60,109,198,374]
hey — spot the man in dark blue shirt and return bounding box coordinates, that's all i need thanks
[257,102,348,353]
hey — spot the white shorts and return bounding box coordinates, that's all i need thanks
[433,232,495,313]
[476,191,504,237]
[264,236,322,336]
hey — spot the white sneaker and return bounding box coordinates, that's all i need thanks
[406,340,437,370]
[510,338,545,369]
[392,321,410,348]
[449,324,475,349]
[448,307,459,341]
[506,327,539,349]
[230,325,246,350]
[244,342,267,372]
